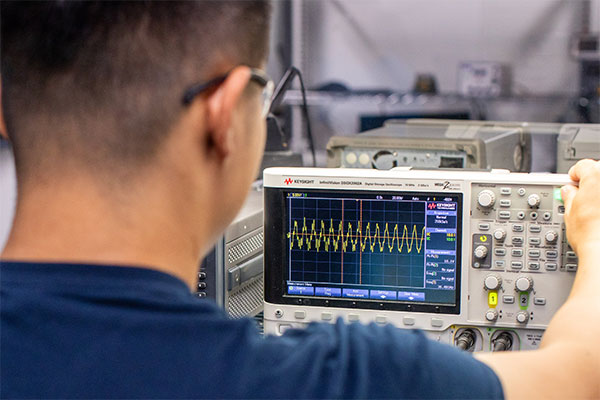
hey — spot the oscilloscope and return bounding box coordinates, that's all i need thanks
[263,167,577,352]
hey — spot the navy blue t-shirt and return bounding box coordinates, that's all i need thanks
[0,262,503,399]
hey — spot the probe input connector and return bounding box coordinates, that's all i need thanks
[491,331,514,352]
[454,328,478,352]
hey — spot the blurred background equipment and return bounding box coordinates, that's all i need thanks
[327,119,532,171]
[196,188,264,319]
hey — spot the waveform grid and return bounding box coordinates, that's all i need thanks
[287,218,426,254]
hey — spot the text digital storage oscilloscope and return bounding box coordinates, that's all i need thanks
[263,167,577,352]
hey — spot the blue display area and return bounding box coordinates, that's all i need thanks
[285,191,460,306]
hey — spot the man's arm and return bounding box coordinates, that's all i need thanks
[477,159,600,399]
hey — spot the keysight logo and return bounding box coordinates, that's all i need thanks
[284,177,314,185]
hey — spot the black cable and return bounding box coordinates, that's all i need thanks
[268,66,316,167]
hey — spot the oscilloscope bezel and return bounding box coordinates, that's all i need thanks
[264,187,463,315]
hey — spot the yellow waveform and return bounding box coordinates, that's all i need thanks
[287,218,426,254]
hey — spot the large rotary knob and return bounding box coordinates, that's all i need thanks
[516,311,530,324]
[484,274,502,291]
[477,190,496,208]
[485,309,499,322]
[474,245,488,260]
[527,194,541,208]
[545,230,558,244]
[515,276,533,292]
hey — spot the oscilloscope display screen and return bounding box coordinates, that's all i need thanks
[275,189,462,313]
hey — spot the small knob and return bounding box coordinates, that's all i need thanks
[474,245,488,260]
[545,230,558,244]
[515,276,533,292]
[484,274,502,290]
[493,229,506,241]
[485,309,499,322]
[527,194,541,208]
[477,190,496,208]
[516,311,530,324]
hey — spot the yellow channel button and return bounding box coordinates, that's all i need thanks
[488,291,498,307]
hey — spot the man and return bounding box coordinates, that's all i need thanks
[0,1,598,399]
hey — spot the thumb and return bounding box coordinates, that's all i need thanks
[561,185,577,214]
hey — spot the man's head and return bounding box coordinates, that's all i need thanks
[1,1,271,269]
[2,0,270,178]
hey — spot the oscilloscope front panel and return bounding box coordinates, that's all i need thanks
[263,167,577,352]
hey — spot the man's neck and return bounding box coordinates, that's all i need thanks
[1,176,206,289]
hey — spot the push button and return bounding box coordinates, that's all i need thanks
[512,224,524,232]
[478,223,490,231]
[528,262,540,270]
[512,249,523,257]
[502,295,515,304]
[511,261,523,269]
[566,264,578,272]
[294,310,306,320]
[545,263,557,271]
[431,318,443,327]
[499,211,511,219]
[494,248,506,256]
[545,251,558,259]
[534,297,546,306]
[403,317,415,326]
[528,249,540,258]
[348,314,360,322]
[321,312,333,321]
[529,225,542,233]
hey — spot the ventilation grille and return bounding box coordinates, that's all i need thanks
[227,231,264,265]
[227,276,264,319]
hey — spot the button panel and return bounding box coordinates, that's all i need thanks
[469,182,576,334]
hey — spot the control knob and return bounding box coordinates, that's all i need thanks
[477,190,496,208]
[493,229,506,241]
[474,245,488,260]
[484,274,502,291]
[515,276,533,292]
[516,311,530,324]
[545,230,558,244]
[527,194,541,208]
[485,309,499,322]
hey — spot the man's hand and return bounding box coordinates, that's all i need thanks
[561,159,600,254]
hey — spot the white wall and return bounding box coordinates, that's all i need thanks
[300,0,597,95]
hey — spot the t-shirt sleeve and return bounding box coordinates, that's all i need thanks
[243,320,504,399]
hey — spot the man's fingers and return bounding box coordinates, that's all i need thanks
[568,159,599,182]
[561,185,577,215]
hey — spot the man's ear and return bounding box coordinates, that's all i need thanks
[205,66,251,159]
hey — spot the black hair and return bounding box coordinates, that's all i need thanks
[1,1,270,181]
